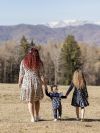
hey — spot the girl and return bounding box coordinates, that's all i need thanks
[66,70,89,121]
[18,48,44,122]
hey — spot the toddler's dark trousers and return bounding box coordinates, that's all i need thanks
[53,105,62,119]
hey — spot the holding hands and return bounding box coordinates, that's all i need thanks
[41,76,47,85]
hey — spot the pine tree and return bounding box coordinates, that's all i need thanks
[30,39,36,48]
[60,35,82,85]
[20,36,30,58]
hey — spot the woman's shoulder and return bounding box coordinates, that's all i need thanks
[21,59,24,64]
[20,60,24,65]
[20,60,25,69]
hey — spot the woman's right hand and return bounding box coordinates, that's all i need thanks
[18,83,22,88]
[41,76,47,85]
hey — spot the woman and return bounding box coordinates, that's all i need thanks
[18,48,44,122]
[66,69,89,121]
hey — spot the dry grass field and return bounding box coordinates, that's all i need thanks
[0,84,100,133]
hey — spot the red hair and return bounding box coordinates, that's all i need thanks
[23,48,43,70]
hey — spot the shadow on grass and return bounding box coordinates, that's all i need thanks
[85,118,100,122]
[0,118,100,123]
[38,119,52,122]
[61,118,100,122]
[61,118,77,121]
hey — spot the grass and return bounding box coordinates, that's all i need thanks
[0,84,100,133]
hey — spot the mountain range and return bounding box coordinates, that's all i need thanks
[46,20,100,28]
[0,20,100,45]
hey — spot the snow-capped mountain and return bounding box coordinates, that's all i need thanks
[46,20,100,28]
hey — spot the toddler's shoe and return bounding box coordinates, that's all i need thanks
[54,119,57,122]
[58,116,61,120]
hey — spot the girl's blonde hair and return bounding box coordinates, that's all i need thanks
[72,70,86,89]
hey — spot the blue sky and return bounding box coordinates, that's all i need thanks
[0,0,100,25]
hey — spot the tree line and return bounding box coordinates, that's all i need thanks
[0,35,100,85]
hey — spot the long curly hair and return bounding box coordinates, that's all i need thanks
[23,48,43,70]
[72,70,86,89]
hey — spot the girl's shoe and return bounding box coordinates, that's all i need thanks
[76,118,80,121]
[58,116,61,120]
[81,119,84,122]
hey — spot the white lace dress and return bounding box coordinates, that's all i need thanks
[19,61,44,102]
